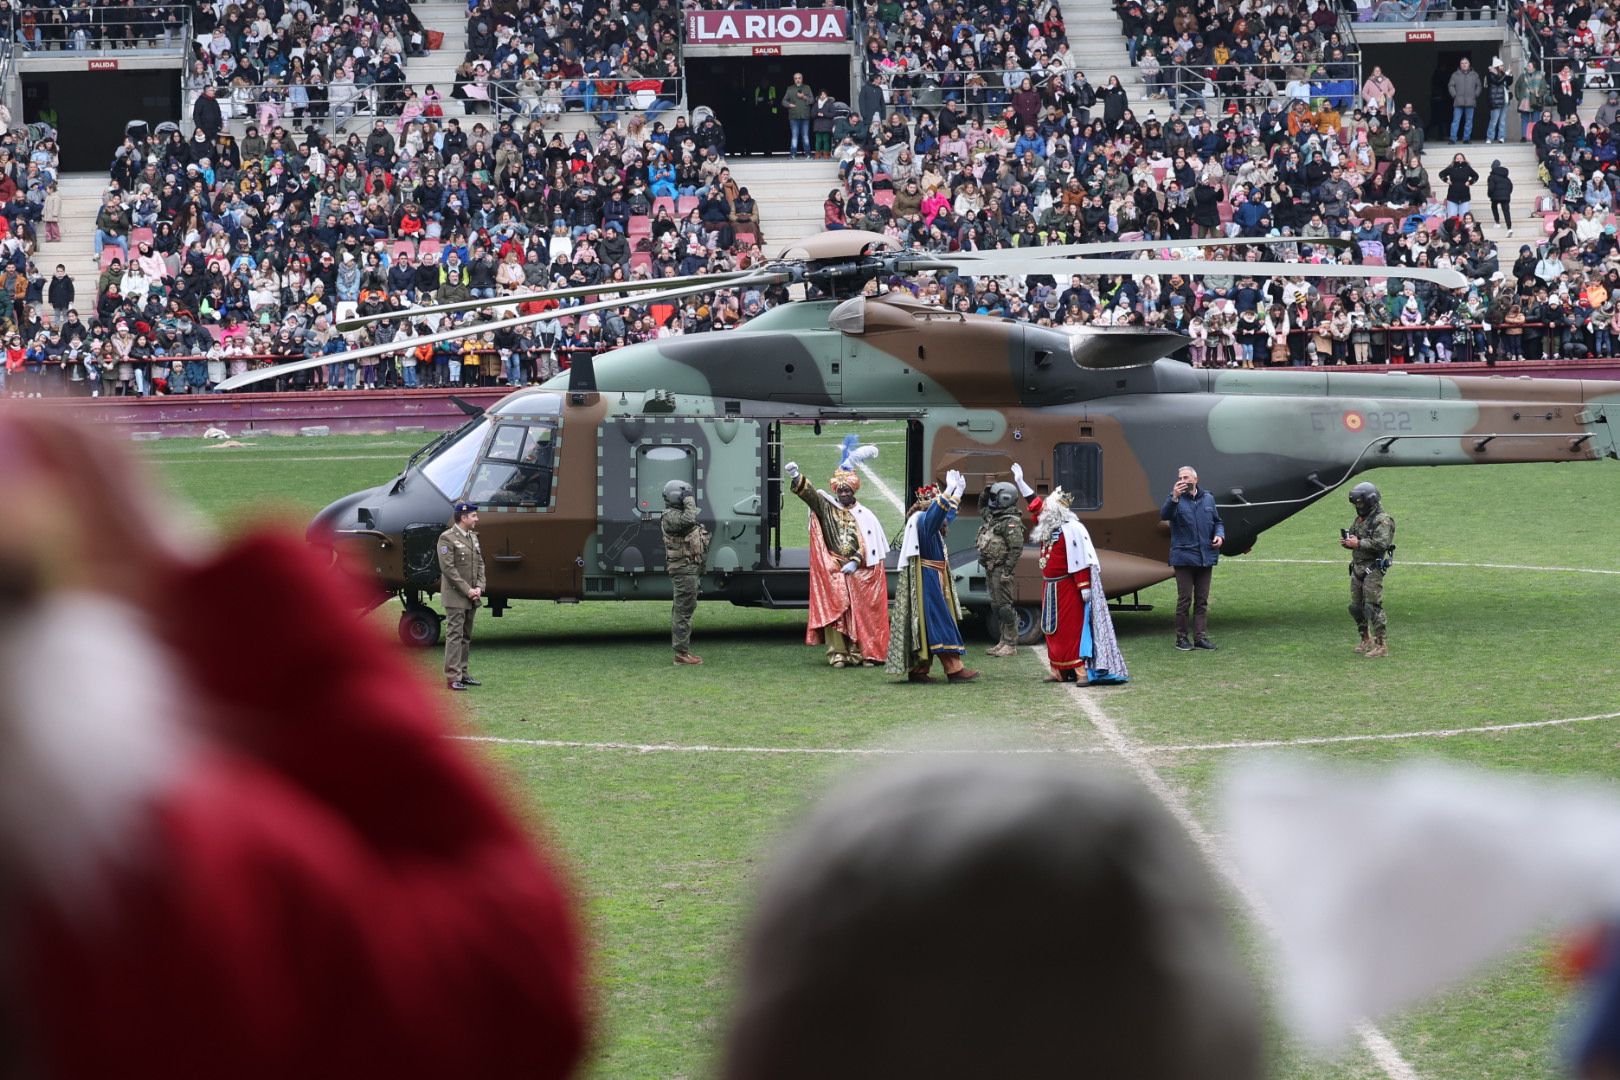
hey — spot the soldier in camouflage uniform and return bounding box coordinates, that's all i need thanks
[978,462,1042,657]
[661,479,710,665]
[1341,481,1396,658]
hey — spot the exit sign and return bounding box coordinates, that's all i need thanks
[1406,29,1435,41]
[752,44,782,55]
[87,58,118,70]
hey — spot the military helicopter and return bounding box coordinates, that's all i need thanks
[218,230,1619,647]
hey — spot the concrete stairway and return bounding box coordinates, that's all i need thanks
[1057,0,1147,121]
[410,1,467,102]
[41,173,106,312]
[725,159,840,251]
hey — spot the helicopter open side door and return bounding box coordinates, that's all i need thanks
[595,415,768,575]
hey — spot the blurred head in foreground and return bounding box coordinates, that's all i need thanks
[0,408,585,1079]
[722,756,1261,1080]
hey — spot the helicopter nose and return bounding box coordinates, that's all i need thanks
[308,487,380,544]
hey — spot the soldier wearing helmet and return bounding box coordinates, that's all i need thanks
[1341,481,1396,657]
[661,479,710,665]
[977,462,1042,657]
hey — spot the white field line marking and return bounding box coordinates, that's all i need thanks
[857,462,906,514]
[448,707,1620,759]
[1151,708,1620,754]
[149,453,407,464]
[1039,645,1420,1080]
[451,734,1108,756]
[1235,557,1620,576]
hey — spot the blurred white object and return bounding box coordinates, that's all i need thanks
[203,426,229,439]
[1221,756,1620,1048]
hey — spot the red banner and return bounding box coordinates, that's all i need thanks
[684,9,849,45]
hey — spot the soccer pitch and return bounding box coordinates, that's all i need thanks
[147,431,1620,1080]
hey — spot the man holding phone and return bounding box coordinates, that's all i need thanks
[1160,466,1224,651]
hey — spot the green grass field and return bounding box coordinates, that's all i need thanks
[146,431,1620,1080]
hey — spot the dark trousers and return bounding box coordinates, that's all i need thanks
[1173,564,1213,640]
[1490,199,1512,229]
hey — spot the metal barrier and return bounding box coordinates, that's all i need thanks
[1510,4,1611,89]
[196,73,687,134]
[1352,0,1505,25]
[3,4,189,54]
[1202,321,1596,366]
[871,68,1086,120]
[1135,62,1363,117]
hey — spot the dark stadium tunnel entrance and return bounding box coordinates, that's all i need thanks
[685,53,851,157]
[24,70,181,171]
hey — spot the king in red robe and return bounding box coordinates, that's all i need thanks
[1030,488,1129,686]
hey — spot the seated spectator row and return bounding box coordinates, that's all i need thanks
[71,104,783,395]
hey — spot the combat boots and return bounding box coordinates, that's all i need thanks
[1364,634,1388,658]
[1353,629,1372,654]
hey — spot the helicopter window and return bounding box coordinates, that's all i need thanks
[1053,442,1103,511]
[636,445,695,513]
[470,422,557,508]
[486,424,529,462]
[421,418,492,501]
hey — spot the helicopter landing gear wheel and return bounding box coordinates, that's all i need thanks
[1014,605,1043,646]
[980,605,1046,646]
[398,606,443,648]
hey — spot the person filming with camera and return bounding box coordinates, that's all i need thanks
[1161,465,1224,652]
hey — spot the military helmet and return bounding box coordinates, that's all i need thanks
[986,482,1019,511]
[662,479,694,507]
[1347,481,1380,510]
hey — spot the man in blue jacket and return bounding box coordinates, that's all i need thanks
[1161,465,1224,651]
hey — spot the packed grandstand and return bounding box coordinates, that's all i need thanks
[2,0,1619,395]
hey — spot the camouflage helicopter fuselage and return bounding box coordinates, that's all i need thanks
[313,292,1620,644]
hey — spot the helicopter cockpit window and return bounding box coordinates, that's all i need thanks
[1052,442,1103,511]
[468,422,558,508]
[421,418,492,501]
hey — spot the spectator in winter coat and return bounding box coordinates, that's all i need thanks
[1485,58,1512,143]
[1487,160,1514,231]
[1449,58,1483,144]
[1439,155,1479,217]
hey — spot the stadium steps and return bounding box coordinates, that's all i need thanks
[1055,0,1148,113]
[43,172,107,309]
[411,1,468,99]
[724,159,840,252]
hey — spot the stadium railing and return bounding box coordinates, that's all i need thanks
[4,4,189,54]
[203,74,688,134]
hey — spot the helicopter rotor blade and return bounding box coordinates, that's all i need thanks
[942,236,1352,262]
[217,272,791,392]
[333,269,763,333]
[905,257,1470,291]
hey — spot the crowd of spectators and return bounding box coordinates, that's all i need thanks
[1123,0,1361,113]
[1514,0,1620,90]
[15,0,1620,399]
[803,0,1620,365]
[448,0,683,124]
[46,100,785,397]
[183,0,425,138]
[0,124,82,397]
[4,0,188,51]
